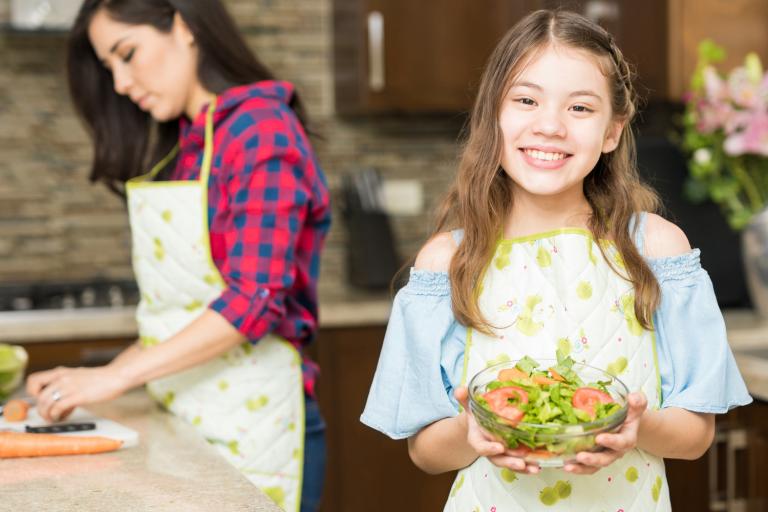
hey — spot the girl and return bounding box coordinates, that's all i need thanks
[361,9,751,511]
[25,2,330,511]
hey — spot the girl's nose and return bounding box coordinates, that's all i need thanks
[111,64,133,96]
[532,109,567,138]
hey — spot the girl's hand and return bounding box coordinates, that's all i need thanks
[564,391,647,475]
[26,365,132,423]
[454,386,540,474]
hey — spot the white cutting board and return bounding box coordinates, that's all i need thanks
[0,407,139,449]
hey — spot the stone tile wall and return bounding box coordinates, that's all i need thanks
[0,0,462,300]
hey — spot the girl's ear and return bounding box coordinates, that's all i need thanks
[601,119,625,153]
[172,11,195,46]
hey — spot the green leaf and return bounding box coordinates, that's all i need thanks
[515,356,540,374]
[745,52,763,83]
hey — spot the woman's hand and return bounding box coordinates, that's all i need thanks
[454,386,540,474]
[26,365,132,422]
[564,391,647,474]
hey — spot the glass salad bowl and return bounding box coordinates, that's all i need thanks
[468,356,629,467]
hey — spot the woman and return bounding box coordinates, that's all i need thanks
[26,2,330,511]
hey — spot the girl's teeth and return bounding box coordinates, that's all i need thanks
[525,149,566,161]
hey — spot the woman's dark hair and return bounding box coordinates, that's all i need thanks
[68,0,311,195]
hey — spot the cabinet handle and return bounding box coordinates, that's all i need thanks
[584,0,620,24]
[726,428,748,512]
[708,430,727,511]
[367,11,385,92]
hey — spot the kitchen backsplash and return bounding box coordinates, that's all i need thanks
[0,0,461,300]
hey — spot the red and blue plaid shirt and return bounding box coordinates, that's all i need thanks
[170,81,331,397]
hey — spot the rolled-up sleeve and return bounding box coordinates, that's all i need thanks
[209,120,311,341]
[651,250,753,413]
[361,269,463,439]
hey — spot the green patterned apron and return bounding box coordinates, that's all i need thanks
[444,229,670,511]
[126,99,304,512]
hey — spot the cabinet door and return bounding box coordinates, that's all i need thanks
[667,403,768,512]
[334,0,536,114]
[668,0,768,100]
[312,326,455,511]
[728,402,768,512]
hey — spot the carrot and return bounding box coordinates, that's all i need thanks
[498,367,528,381]
[548,367,566,382]
[0,432,123,458]
[3,399,30,422]
[533,375,559,386]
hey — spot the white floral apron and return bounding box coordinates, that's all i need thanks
[445,229,671,511]
[126,99,304,512]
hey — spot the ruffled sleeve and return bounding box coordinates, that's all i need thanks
[360,269,463,439]
[650,250,753,413]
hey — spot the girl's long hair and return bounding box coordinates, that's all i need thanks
[434,9,660,335]
[68,0,310,196]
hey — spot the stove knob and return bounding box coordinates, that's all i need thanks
[61,294,76,309]
[108,286,124,308]
[81,287,96,308]
[11,297,33,311]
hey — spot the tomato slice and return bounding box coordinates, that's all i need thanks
[482,386,528,426]
[572,387,614,418]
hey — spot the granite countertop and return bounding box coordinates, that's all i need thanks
[0,297,392,344]
[723,309,768,401]
[0,390,281,511]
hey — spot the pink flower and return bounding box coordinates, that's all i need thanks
[728,67,761,109]
[696,100,732,133]
[703,66,728,102]
[724,110,768,156]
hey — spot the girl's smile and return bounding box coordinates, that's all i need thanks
[519,146,573,169]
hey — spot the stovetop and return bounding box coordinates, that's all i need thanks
[0,280,140,312]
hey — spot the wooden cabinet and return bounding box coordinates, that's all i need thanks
[333,0,538,114]
[310,325,455,512]
[667,401,768,512]
[667,0,768,101]
[20,338,134,373]
[333,0,670,114]
[334,0,768,111]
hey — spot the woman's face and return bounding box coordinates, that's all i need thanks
[88,9,202,121]
[498,44,623,203]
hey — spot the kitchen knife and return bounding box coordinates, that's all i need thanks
[25,422,96,433]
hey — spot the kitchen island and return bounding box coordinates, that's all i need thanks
[0,390,281,512]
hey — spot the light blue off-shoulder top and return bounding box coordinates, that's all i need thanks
[360,214,753,440]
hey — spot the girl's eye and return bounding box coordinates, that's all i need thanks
[516,97,536,106]
[571,105,593,113]
[121,48,136,63]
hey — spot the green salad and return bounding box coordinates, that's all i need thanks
[0,344,27,401]
[472,353,625,456]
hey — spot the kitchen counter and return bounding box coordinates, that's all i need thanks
[5,305,768,401]
[724,309,768,401]
[0,390,281,511]
[0,298,392,343]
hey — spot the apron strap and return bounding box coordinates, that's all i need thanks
[145,144,180,181]
[130,96,218,183]
[198,97,217,186]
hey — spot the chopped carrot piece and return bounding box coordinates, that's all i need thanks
[3,399,29,422]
